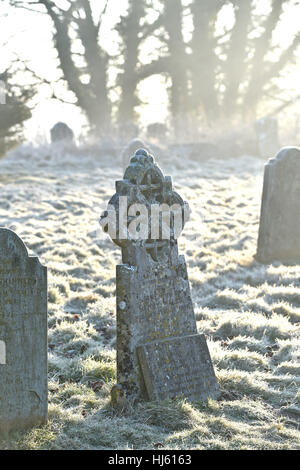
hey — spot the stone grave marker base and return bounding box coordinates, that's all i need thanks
[137,334,219,402]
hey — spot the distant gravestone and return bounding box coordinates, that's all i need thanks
[0,229,47,433]
[50,122,74,144]
[100,149,219,402]
[118,122,140,141]
[98,137,117,157]
[121,138,149,173]
[257,147,300,264]
[169,142,219,160]
[255,117,279,158]
[147,122,168,141]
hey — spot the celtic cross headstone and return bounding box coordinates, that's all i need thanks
[100,149,219,402]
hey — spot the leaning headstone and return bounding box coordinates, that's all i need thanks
[100,148,219,403]
[257,147,300,264]
[255,117,279,158]
[0,229,47,433]
[50,122,74,144]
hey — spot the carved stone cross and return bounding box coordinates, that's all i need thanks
[101,148,190,263]
[100,149,219,403]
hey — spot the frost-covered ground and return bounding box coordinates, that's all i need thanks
[0,143,299,450]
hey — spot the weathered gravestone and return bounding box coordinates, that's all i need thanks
[50,122,74,144]
[0,229,47,433]
[100,148,219,402]
[147,122,168,141]
[257,147,300,264]
[255,117,280,158]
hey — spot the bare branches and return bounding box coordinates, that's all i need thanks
[136,57,169,82]
[13,57,77,104]
[266,92,300,117]
[7,0,300,131]
[140,16,163,42]
[96,0,110,35]
[223,0,254,113]
[244,0,286,111]
[8,1,48,15]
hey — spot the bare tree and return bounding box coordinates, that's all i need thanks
[243,0,300,117]
[163,0,189,132]
[189,0,300,122]
[223,0,254,116]
[0,68,33,155]
[10,0,112,135]
[10,0,166,135]
[190,0,224,123]
[116,0,168,132]
[8,0,300,135]
[115,0,146,127]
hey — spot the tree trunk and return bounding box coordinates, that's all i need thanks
[223,0,253,117]
[190,1,222,123]
[76,0,111,133]
[38,0,111,135]
[243,0,293,117]
[164,0,189,135]
[116,0,146,128]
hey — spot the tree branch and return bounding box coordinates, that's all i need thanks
[137,57,169,81]
[96,0,109,34]
[266,93,300,117]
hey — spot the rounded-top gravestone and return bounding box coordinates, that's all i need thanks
[0,229,47,433]
[257,146,300,264]
[50,122,74,144]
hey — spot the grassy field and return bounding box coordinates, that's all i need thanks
[0,144,299,450]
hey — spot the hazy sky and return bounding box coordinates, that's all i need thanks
[1,0,299,142]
